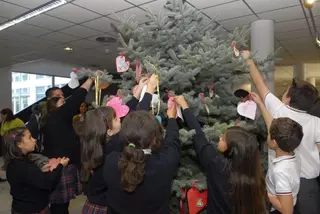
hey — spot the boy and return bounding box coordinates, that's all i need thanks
[252,92,303,214]
[243,51,320,214]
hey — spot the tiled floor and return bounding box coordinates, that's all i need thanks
[0,157,86,214]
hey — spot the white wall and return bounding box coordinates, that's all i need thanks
[0,66,12,110]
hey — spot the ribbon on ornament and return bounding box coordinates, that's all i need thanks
[94,74,102,107]
[136,59,142,83]
[200,93,210,115]
[149,64,161,116]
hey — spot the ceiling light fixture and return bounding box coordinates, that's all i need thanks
[64,47,73,51]
[0,0,67,31]
[303,0,316,8]
[316,37,320,47]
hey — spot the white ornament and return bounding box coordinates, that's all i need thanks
[237,100,257,120]
[68,72,79,89]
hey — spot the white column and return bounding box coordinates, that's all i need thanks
[251,20,275,92]
[307,77,316,87]
[0,66,13,111]
[293,63,307,81]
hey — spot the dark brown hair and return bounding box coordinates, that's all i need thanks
[270,117,303,152]
[118,111,163,192]
[1,108,16,122]
[80,107,115,181]
[45,87,61,99]
[3,127,28,168]
[287,79,318,111]
[224,126,267,214]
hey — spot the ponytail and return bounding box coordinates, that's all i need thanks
[118,144,146,192]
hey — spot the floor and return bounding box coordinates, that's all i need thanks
[0,157,86,214]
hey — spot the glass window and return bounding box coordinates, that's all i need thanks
[54,76,70,87]
[12,72,53,113]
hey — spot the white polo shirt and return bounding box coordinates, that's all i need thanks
[266,155,300,211]
[265,93,320,179]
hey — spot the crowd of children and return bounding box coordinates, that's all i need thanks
[0,51,319,214]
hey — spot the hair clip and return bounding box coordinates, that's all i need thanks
[128,143,136,148]
[12,134,16,139]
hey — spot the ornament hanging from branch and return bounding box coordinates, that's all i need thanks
[116,54,130,72]
[106,96,129,118]
[135,59,142,82]
[231,41,240,57]
[199,93,210,115]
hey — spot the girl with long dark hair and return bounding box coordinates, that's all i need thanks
[175,96,268,214]
[80,76,155,214]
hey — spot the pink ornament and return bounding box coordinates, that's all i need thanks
[106,97,130,118]
[231,41,240,57]
[116,55,130,72]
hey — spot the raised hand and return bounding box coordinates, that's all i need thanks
[174,96,189,110]
[167,100,177,119]
[241,50,251,60]
[146,74,158,94]
[250,92,263,105]
[59,157,70,167]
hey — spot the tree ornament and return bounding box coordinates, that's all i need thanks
[116,55,130,72]
[135,59,142,83]
[187,181,208,214]
[231,41,240,57]
[237,100,257,120]
[155,115,162,124]
[68,71,79,89]
[106,96,129,118]
[200,93,210,115]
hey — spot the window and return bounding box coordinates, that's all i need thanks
[11,72,70,113]
[54,77,70,87]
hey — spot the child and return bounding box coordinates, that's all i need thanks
[251,92,303,214]
[243,51,320,214]
[4,127,69,214]
[80,76,155,214]
[103,103,180,214]
[175,95,267,214]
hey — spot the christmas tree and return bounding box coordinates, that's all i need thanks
[109,0,270,212]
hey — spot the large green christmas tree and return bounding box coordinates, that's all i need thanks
[108,0,270,212]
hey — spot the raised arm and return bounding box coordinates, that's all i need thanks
[161,103,180,173]
[137,74,157,111]
[242,51,270,100]
[175,96,218,171]
[59,79,92,120]
[251,93,273,134]
[126,77,149,112]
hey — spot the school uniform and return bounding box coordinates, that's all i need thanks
[43,88,88,204]
[6,158,63,214]
[103,117,180,214]
[266,155,300,213]
[182,108,233,214]
[82,94,152,214]
[264,93,320,214]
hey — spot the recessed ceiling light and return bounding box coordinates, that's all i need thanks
[303,0,316,8]
[64,47,73,51]
[96,36,116,43]
[0,0,67,31]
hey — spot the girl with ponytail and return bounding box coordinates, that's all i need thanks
[103,102,180,214]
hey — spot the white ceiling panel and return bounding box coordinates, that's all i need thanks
[4,0,53,9]
[73,0,133,15]
[245,0,299,14]
[258,6,304,23]
[281,37,311,46]
[203,1,253,21]
[219,15,257,31]
[82,17,118,35]
[40,32,79,43]
[0,1,27,19]
[114,7,149,23]
[25,14,74,31]
[308,2,320,17]
[274,19,308,33]
[68,39,102,49]
[309,15,320,27]
[47,3,100,23]
[277,29,311,41]
[60,25,101,38]
[126,0,156,5]
[186,0,238,9]
[139,0,169,13]
[0,17,8,24]
[7,23,52,36]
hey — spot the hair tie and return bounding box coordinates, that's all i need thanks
[12,135,16,139]
[128,143,136,148]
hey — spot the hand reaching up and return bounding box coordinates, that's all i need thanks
[167,100,177,119]
[146,74,158,94]
[59,157,70,167]
[250,92,263,106]
[241,50,251,60]
[175,96,189,110]
[133,76,148,99]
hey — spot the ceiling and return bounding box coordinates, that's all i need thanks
[0,0,319,71]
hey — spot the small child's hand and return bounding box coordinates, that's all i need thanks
[167,100,177,119]
[241,50,251,60]
[250,92,263,105]
[137,76,148,89]
[59,157,70,167]
[174,96,189,110]
[146,74,158,94]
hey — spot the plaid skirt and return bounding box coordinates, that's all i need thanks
[82,199,107,214]
[49,164,82,204]
[12,206,50,214]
